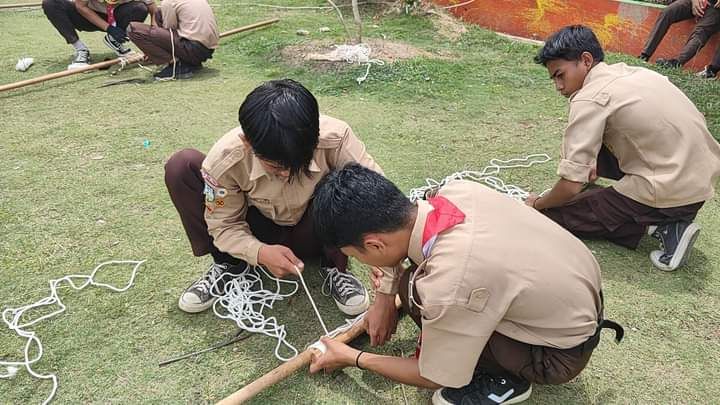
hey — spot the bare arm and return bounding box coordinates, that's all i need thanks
[526,178,584,210]
[309,337,441,389]
[75,0,109,31]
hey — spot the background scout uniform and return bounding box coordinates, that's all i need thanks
[164,115,382,275]
[128,0,218,68]
[542,62,720,249]
[392,180,615,387]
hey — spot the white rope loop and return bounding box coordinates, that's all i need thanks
[407,154,551,202]
[0,260,145,405]
[329,43,385,84]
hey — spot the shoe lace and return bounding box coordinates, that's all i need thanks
[76,49,89,60]
[321,268,357,299]
[194,263,228,295]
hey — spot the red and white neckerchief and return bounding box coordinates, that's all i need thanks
[106,2,117,26]
[412,196,465,358]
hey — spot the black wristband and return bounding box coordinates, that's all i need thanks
[355,350,365,370]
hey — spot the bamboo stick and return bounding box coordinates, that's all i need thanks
[0,18,279,93]
[0,3,41,9]
[217,319,368,405]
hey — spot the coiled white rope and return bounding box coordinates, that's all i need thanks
[330,43,385,84]
[0,260,146,405]
[407,153,552,202]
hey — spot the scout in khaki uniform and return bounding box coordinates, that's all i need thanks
[42,0,156,69]
[527,25,720,271]
[308,164,623,405]
[164,79,381,316]
[127,0,218,80]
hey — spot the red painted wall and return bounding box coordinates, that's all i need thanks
[435,0,719,70]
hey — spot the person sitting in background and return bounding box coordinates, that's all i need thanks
[529,25,720,271]
[127,0,218,81]
[639,0,720,68]
[42,0,156,69]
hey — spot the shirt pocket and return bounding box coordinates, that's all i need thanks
[247,196,277,220]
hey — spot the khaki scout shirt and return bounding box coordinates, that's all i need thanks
[560,62,720,208]
[160,0,219,49]
[84,0,153,15]
[406,181,602,388]
[201,115,382,266]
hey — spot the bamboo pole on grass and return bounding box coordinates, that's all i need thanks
[0,18,279,93]
[0,3,41,9]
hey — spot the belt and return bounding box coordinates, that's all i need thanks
[579,290,624,353]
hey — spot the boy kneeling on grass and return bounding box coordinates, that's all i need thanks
[308,164,623,405]
[526,25,720,272]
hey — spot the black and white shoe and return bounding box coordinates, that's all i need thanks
[103,34,131,56]
[319,267,370,316]
[649,221,701,271]
[432,373,532,405]
[656,58,681,69]
[178,262,246,313]
[696,65,718,79]
[67,49,90,70]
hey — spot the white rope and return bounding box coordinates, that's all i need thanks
[330,43,385,84]
[0,260,146,405]
[294,266,330,336]
[212,265,301,361]
[407,154,552,202]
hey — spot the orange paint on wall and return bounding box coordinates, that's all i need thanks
[435,0,719,70]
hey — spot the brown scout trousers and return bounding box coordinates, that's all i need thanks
[164,149,348,271]
[127,12,214,66]
[398,268,598,385]
[641,0,720,64]
[541,145,703,249]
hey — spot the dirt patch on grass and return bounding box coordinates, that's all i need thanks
[280,38,445,71]
[426,8,467,40]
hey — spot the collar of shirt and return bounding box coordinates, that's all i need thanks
[570,61,610,101]
[247,154,322,181]
[407,197,465,264]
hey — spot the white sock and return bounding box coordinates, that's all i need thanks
[71,40,88,51]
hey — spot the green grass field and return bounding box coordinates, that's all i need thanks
[1,1,719,403]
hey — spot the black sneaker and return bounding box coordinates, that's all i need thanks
[319,267,370,316]
[696,65,717,79]
[656,58,681,69]
[154,61,197,81]
[103,34,131,56]
[649,221,701,271]
[178,262,246,313]
[639,53,650,62]
[432,373,532,405]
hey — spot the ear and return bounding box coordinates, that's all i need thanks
[362,234,386,252]
[580,51,595,69]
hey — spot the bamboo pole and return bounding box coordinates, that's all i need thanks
[0,18,279,93]
[0,3,41,9]
[217,319,368,405]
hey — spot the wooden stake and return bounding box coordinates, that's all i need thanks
[217,319,367,405]
[0,3,41,9]
[0,18,279,93]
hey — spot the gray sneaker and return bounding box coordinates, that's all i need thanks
[67,49,90,70]
[178,262,246,313]
[319,267,370,316]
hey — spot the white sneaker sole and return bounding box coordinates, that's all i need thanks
[335,287,370,316]
[431,385,532,405]
[650,223,701,271]
[178,294,218,313]
[67,62,90,70]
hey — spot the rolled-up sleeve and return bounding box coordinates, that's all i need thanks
[557,100,607,183]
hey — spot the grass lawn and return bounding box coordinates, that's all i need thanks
[1,1,719,403]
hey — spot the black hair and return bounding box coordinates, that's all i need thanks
[534,25,605,66]
[238,79,320,179]
[312,164,415,249]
